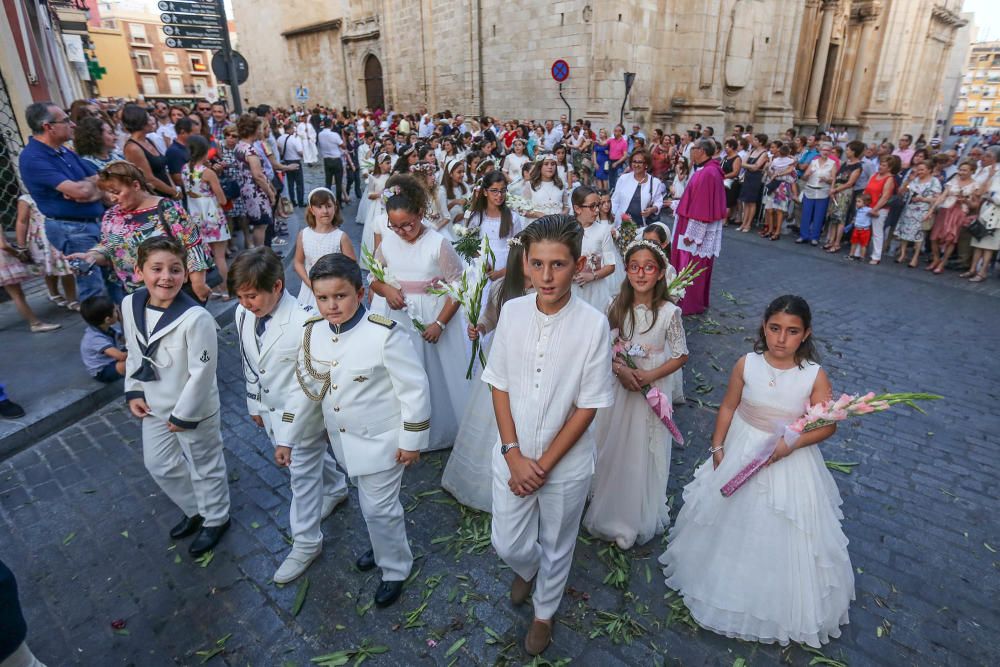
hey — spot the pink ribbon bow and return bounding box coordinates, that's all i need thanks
[645,387,685,445]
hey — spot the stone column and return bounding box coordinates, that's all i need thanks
[845,1,882,124]
[802,0,840,126]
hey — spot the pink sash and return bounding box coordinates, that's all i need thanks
[736,400,800,433]
[397,277,444,295]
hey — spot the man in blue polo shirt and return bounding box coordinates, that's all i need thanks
[19,101,106,299]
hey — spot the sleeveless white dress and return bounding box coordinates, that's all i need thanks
[659,352,854,647]
[296,227,345,310]
[441,284,534,511]
[584,302,687,548]
[374,228,471,451]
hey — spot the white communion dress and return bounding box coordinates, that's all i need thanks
[658,352,854,647]
[296,227,345,310]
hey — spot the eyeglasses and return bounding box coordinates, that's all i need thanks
[387,221,417,233]
[577,202,600,210]
[485,188,507,195]
[47,118,73,126]
[630,160,646,165]
[626,263,660,275]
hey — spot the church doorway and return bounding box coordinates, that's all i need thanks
[364,55,384,111]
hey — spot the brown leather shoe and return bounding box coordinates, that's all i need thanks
[524,619,553,656]
[510,574,535,605]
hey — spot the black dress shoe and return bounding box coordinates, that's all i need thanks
[355,549,376,572]
[374,579,404,607]
[0,399,25,419]
[169,514,204,539]
[189,518,230,557]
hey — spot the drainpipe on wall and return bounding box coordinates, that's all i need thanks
[13,0,38,84]
[476,0,484,119]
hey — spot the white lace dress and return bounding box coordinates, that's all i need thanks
[296,227,345,310]
[573,222,618,311]
[659,352,854,647]
[584,302,687,548]
[374,228,471,451]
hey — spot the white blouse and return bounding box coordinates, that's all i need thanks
[482,294,614,482]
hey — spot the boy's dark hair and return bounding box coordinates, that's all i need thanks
[753,294,819,367]
[309,253,363,290]
[228,246,284,294]
[521,214,583,260]
[80,295,116,327]
[137,235,186,269]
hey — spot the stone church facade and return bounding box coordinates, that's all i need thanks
[232,0,967,141]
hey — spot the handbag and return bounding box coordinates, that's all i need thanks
[644,176,661,223]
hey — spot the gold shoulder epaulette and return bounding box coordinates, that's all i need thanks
[304,315,324,326]
[367,313,397,329]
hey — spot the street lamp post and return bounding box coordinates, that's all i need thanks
[620,72,636,128]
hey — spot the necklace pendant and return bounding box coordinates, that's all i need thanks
[769,379,776,387]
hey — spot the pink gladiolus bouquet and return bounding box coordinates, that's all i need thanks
[611,333,685,445]
[720,391,941,497]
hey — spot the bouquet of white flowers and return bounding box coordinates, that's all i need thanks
[429,236,495,379]
[451,223,482,262]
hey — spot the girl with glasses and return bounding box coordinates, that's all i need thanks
[570,185,617,310]
[368,174,470,451]
[584,239,688,550]
[466,171,525,282]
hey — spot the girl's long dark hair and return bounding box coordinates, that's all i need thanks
[498,235,527,310]
[442,159,468,200]
[528,156,565,191]
[753,294,820,367]
[469,170,514,238]
[607,243,670,339]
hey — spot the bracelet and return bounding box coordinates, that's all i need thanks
[709,445,724,454]
[435,319,446,330]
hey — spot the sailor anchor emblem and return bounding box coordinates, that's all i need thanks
[200,350,211,363]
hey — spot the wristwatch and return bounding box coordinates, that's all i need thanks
[500,441,520,456]
[435,319,447,330]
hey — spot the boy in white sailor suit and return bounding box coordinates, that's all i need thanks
[122,237,231,557]
[292,253,431,608]
[229,247,349,584]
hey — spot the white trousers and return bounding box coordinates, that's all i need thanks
[491,474,590,620]
[0,643,45,667]
[142,412,230,527]
[870,210,888,261]
[356,463,413,582]
[283,432,349,550]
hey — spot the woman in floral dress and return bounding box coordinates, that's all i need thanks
[15,194,77,310]
[894,162,941,267]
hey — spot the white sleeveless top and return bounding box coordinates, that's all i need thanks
[301,227,345,275]
[738,352,820,429]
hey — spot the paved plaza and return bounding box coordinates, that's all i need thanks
[0,191,998,666]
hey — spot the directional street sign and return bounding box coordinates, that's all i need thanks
[156,1,221,17]
[164,36,224,50]
[161,13,223,28]
[162,24,225,39]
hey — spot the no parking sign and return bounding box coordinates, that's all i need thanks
[551,59,570,83]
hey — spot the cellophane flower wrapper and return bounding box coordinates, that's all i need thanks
[720,391,941,497]
[611,332,685,446]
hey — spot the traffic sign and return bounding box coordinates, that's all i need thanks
[294,86,309,103]
[551,59,570,83]
[161,13,223,27]
[157,1,221,17]
[162,24,225,39]
[212,50,249,85]
[164,36,223,49]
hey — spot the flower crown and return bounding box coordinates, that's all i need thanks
[411,162,436,174]
[533,152,556,163]
[381,185,403,206]
[375,152,392,163]
[507,236,523,248]
[624,239,668,265]
[477,156,498,173]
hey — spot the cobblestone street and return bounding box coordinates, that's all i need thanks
[1,218,997,666]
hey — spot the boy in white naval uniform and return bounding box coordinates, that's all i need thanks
[292,254,430,608]
[230,247,349,584]
[123,236,231,557]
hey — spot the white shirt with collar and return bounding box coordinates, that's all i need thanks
[481,293,614,483]
[543,126,564,151]
[235,292,322,446]
[277,133,303,162]
[318,128,344,159]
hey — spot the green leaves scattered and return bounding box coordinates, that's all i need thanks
[664,591,698,632]
[250,521,260,530]
[801,645,848,667]
[195,633,232,663]
[120,530,129,539]
[589,609,647,645]
[292,577,309,616]
[431,506,492,558]
[63,532,76,545]
[444,637,466,658]
[195,550,214,568]
[311,641,389,666]
[598,544,631,589]
[825,461,860,475]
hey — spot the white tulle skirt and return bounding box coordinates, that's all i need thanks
[659,413,854,647]
[441,353,496,512]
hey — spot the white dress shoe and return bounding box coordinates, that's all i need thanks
[274,546,322,584]
[321,493,348,519]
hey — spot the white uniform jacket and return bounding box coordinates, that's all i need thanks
[235,292,324,447]
[292,306,431,477]
[123,289,220,429]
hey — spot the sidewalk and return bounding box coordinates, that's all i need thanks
[0,200,321,460]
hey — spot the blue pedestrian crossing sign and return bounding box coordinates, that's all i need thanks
[294,86,309,103]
